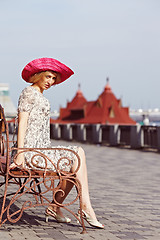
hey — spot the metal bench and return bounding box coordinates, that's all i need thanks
[0,104,86,233]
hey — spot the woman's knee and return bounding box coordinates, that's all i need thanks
[78,146,86,164]
[72,146,86,172]
[78,146,85,158]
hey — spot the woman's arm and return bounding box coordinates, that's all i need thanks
[17,112,29,149]
[15,112,29,167]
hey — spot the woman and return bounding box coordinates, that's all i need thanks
[10,58,104,229]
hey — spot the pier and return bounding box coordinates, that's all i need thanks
[50,123,160,151]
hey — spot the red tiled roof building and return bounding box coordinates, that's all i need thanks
[52,81,136,125]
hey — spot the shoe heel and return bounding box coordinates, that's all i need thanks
[45,214,49,223]
[76,212,80,223]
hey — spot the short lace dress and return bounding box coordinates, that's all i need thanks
[18,86,79,171]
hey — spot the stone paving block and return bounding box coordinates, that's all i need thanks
[9,232,27,240]
[0,231,12,240]
[110,231,147,239]
[39,239,57,240]
[36,234,53,239]
[146,236,160,240]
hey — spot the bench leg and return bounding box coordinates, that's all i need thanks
[0,174,9,226]
[19,178,27,193]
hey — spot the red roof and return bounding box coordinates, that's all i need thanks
[67,89,87,110]
[51,82,136,125]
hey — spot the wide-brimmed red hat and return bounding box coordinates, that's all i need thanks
[21,57,74,84]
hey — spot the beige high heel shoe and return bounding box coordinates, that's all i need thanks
[77,209,104,229]
[45,208,71,223]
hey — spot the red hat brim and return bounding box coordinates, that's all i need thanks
[22,58,74,84]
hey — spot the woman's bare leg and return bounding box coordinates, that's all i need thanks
[51,147,97,220]
[49,180,73,217]
[71,147,97,220]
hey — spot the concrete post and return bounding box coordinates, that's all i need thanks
[92,124,102,144]
[77,124,85,142]
[130,124,142,149]
[8,122,14,134]
[140,126,144,148]
[50,123,61,139]
[157,126,160,151]
[62,124,72,141]
[109,125,119,146]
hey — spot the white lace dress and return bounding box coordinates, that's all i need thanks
[18,86,79,171]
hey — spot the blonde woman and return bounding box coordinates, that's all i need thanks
[10,58,104,229]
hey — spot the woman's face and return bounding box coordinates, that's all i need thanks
[35,71,58,92]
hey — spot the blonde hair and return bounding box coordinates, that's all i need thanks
[28,71,60,84]
[29,72,44,84]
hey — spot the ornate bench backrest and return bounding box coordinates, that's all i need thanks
[0,105,10,174]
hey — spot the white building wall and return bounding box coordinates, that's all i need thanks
[0,83,16,118]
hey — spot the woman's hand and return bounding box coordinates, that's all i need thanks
[16,152,25,167]
[10,152,25,169]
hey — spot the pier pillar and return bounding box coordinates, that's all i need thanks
[130,125,142,149]
[157,127,160,151]
[50,124,61,139]
[92,124,102,144]
[77,124,85,142]
[61,124,72,141]
[109,125,119,146]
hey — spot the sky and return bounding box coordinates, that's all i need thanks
[0,0,160,111]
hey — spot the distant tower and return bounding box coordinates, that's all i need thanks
[106,77,109,83]
[78,83,81,90]
[0,83,16,118]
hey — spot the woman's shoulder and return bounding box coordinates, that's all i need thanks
[21,86,33,95]
[19,86,38,104]
[20,86,37,98]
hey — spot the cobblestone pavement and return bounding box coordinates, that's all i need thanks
[1,140,160,239]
